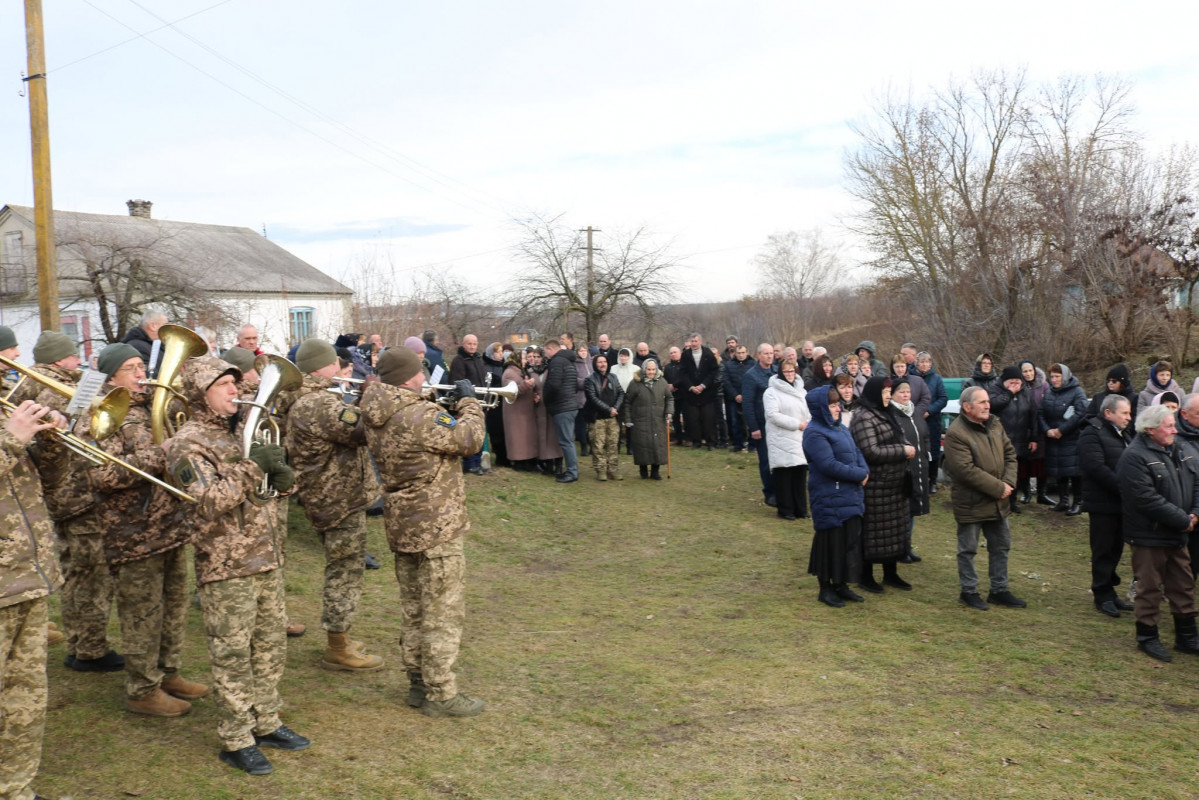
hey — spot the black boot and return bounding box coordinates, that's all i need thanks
[1174,614,1199,655]
[1052,492,1070,513]
[1009,496,1023,515]
[858,563,884,594]
[834,584,865,603]
[650,465,662,480]
[1136,621,1173,661]
[639,465,649,479]
[1066,477,1083,516]
[818,581,845,608]
[1035,479,1053,506]
[882,561,912,590]
[1066,500,1083,516]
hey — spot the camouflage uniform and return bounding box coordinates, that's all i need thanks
[0,427,64,800]
[28,364,114,661]
[286,374,380,632]
[589,417,621,477]
[90,391,192,699]
[361,383,484,701]
[164,357,287,752]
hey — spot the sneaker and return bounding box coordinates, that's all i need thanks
[987,590,1027,608]
[254,725,311,751]
[67,650,125,672]
[219,745,274,775]
[959,591,989,611]
[420,693,486,718]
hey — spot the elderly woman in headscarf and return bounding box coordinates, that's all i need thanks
[622,358,673,479]
[890,376,929,564]
[1039,363,1088,515]
[849,376,915,593]
[502,349,538,471]
[1139,360,1183,411]
[403,336,432,379]
[962,352,1000,395]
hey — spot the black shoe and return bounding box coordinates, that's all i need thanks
[1018,491,1031,504]
[1009,502,1023,515]
[1066,503,1083,516]
[1174,614,1199,655]
[1137,622,1173,662]
[219,745,274,775]
[899,550,922,564]
[67,650,125,672]
[254,725,311,751]
[764,495,777,508]
[63,654,77,669]
[858,577,884,594]
[639,466,649,479]
[817,587,846,608]
[555,474,578,483]
[364,553,381,570]
[365,498,384,517]
[987,590,1027,608]
[929,483,938,495]
[1036,494,1054,506]
[651,473,662,480]
[959,591,989,611]
[1051,496,1069,513]
[778,513,796,521]
[883,574,912,591]
[1113,597,1134,612]
[1095,599,1121,618]
[834,584,865,603]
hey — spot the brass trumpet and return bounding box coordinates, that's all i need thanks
[421,380,519,409]
[326,376,365,400]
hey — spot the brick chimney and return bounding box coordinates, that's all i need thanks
[126,199,153,219]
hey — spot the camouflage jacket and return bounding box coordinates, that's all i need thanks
[5,362,59,406]
[0,428,64,609]
[161,407,282,585]
[90,391,188,566]
[28,364,97,522]
[285,374,379,530]
[361,383,484,553]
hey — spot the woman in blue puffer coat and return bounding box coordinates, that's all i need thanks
[1039,362,1089,515]
[803,385,870,608]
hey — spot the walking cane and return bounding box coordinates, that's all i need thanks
[666,415,672,479]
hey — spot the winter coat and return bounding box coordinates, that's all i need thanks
[1078,417,1132,515]
[482,351,506,388]
[802,390,868,531]
[741,362,777,435]
[723,356,752,402]
[943,411,1017,524]
[896,371,931,424]
[892,403,930,516]
[632,349,660,369]
[423,340,446,375]
[610,349,641,391]
[1138,364,1184,411]
[1087,364,1139,421]
[849,400,911,561]
[120,325,160,373]
[1018,362,1050,407]
[962,353,1001,395]
[574,357,591,411]
[622,374,673,465]
[0,429,64,610]
[543,348,581,415]
[449,346,487,387]
[583,367,625,424]
[1039,364,1088,477]
[28,364,96,522]
[853,340,888,380]
[989,384,1039,459]
[592,346,619,366]
[914,364,948,439]
[677,345,719,404]
[502,363,538,461]
[531,370,562,460]
[1117,434,1199,549]
[763,375,810,469]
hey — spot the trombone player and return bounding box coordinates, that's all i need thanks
[90,343,209,717]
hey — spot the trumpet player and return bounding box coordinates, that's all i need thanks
[164,357,309,775]
[287,340,384,671]
[28,330,123,673]
[90,343,209,717]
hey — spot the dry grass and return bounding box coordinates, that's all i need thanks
[36,447,1199,799]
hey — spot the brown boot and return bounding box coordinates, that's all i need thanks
[596,472,607,481]
[322,631,384,672]
[46,625,64,645]
[608,471,623,481]
[286,621,307,637]
[126,688,191,717]
[162,673,210,700]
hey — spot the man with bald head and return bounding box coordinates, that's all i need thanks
[741,343,779,506]
[632,342,659,369]
[237,325,263,355]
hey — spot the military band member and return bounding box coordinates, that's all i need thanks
[361,346,487,717]
[89,343,208,717]
[0,399,63,800]
[287,340,383,671]
[163,356,309,775]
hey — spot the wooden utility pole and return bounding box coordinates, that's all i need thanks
[580,226,600,340]
[24,0,60,330]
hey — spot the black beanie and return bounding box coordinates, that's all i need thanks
[1000,365,1023,382]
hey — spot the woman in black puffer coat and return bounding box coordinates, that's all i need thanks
[890,378,929,566]
[849,376,915,593]
[1039,363,1088,515]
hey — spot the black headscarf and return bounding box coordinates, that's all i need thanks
[861,375,904,438]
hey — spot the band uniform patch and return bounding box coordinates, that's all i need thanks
[339,407,360,426]
[435,411,457,428]
[175,458,198,487]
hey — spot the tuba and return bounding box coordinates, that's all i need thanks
[143,324,210,444]
[234,353,302,503]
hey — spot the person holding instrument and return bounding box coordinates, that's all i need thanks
[163,356,307,775]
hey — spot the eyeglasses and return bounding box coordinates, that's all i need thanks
[116,364,145,375]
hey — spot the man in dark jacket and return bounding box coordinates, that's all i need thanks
[449,335,488,474]
[742,343,778,506]
[121,310,167,376]
[632,342,659,369]
[1116,404,1199,661]
[677,333,719,449]
[854,340,888,380]
[722,344,751,452]
[592,334,618,366]
[1087,363,1139,421]
[914,351,948,493]
[989,366,1040,516]
[422,330,447,376]
[663,347,685,445]
[943,386,1024,611]
[1079,395,1134,618]
[542,338,581,483]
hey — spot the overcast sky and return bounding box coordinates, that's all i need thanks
[3,1,1197,302]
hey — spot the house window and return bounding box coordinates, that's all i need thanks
[290,307,314,343]
[1,231,26,296]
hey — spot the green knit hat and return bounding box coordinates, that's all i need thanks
[33,330,77,364]
[96,343,142,379]
[296,339,337,373]
[0,326,17,350]
[377,346,422,386]
[222,346,257,375]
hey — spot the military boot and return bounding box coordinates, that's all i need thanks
[322,631,385,672]
[1174,614,1199,655]
[126,687,192,717]
[420,692,486,718]
[162,673,211,700]
[406,671,428,708]
[46,623,64,646]
[608,469,623,481]
[596,471,607,481]
[1136,622,1173,662]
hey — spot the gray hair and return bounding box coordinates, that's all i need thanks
[901,342,918,352]
[1100,394,1131,416]
[960,386,988,406]
[1136,404,1174,434]
[139,309,167,329]
[687,332,703,342]
[916,351,932,363]
[194,325,217,354]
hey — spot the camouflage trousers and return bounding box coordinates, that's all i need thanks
[318,512,366,633]
[0,597,48,800]
[199,569,287,751]
[394,536,465,702]
[589,417,621,477]
[56,514,115,660]
[115,546,190,700]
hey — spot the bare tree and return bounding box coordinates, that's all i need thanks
[505,214,677,342]
[753,228,841,335]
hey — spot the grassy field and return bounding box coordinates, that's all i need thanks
[36,447,1199,799]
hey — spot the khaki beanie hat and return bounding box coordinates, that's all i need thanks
[296,339,337,373]
[33,330,77,364]
[222,346,257,375]
[0,326,17,350]
[377,346,422,387]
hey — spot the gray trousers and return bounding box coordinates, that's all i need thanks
[956,518,1010,593]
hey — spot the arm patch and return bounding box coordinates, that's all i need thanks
[174,458,198,487]
[339,407,361,426]
[435,411,457,428]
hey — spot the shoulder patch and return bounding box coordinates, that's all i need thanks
[435,411,457,428]
[174,458,198,487]
[339,407,361,426]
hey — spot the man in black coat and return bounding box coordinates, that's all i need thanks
[663,346,685,444]
[1116,404,1199,661]
[722,344,751,452]
[741,343,778,506]
[632,342,660,369]
[542,338,581,483]
[121,310,167,376]
[989,366,1041,516]
[422,329,447,376]
[1079,395,1134,618]
[592,333,618,366]
[449,334,487,473]
[677,332,719,449]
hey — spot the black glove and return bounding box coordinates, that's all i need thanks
[248,442,285,474]
[453,379,477,400]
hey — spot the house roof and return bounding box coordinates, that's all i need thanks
[2,204,351,296]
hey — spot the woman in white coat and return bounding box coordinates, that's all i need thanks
[764,359,811,520]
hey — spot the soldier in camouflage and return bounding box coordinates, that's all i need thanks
[163,356,310,775]
[361,345,487,717]
[0,396,64,800]
[27,330,123,673]
[90,342,209,718]
[287,339,383,671]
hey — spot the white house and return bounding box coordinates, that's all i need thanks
[0,200,353,361]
